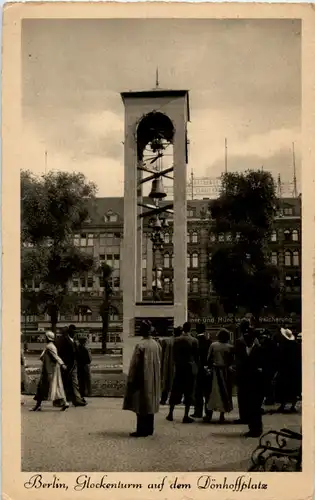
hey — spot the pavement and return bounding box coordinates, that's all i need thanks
[21,397,301,472]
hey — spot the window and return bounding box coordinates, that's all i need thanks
[284,207,293,216]
[187,208,195,218]
[285,275,292,291]
[192,277,199,293]
[113,254,120,269]
[80,233,87,246]
[80,276,86,289]
[72,278,79,289]
[187,277,191,293]
[226,232,232,242]
[109,310,119,322]
[99,276,104,288]
[293,275,301,290]
[192,253,199,268]
[34,278,40,289]
[192,232,198,243]
[164,232,170,244]
[164,277,170,293]
[142,277,147,291]
[293,251,300,267]
[271,230,277,242]
[218,233,224,242]
[171,254,174,268]
[87,234,94,246]
[187,232,191,243]
[271,252,278,266]
[87,276,93,289]
[99,254,105,262]
[164,253,170,269]
[210,233,216,242]
[113,277,120,290]
[284,230,291,242]
[187,253,191,269]
[292,230,299,242]
[284,251,292,267]
[74,234,80,246]
[105,212,118,222]
[142,258,147,270]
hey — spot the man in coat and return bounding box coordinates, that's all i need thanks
[166,322,199,423]
[191,322,212,418]
[123,320,161,437]
[160,326,182,405]
[234,319,264,437]
[56,325,86,407]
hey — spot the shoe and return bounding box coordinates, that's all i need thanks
[30,405,41,412]
[73,401,87,407]
[61,403,70,411]
[191,413,202,418]
[129,432,148,437]
[166,414,173,422]
[203,416,212,423]
[219,417,226,424]
[182,416,194,423]
[243,431,262,438]
[289,407,298,413]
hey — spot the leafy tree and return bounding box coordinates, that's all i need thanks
[21,170,97,332]
[99,263,113,354]
[208,170,280,323]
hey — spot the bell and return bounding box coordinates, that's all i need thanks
[149,178,167,199]
[152,215,162,229]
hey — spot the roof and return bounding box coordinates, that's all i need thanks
[85,196,301,226]
[120,89,190,122]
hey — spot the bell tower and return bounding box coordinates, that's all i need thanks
[121,87,190,372]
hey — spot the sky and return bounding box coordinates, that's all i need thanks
[22,18,301,197]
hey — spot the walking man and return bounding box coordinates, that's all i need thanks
[166,322,199,423]
[56,325,87,407]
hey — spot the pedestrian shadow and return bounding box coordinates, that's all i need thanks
[209,431,245,438]
[91,430,144,439]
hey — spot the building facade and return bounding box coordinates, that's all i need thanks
[21,196,301,337]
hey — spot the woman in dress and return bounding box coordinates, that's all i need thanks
[31,331,69,412]
[204,328,234,423]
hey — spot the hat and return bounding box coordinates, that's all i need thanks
[45,331,55,342]
[280,328,295,341]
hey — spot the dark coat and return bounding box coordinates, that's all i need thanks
[56,335,78,371]
[77,345,92,397]
[274,336,300,403]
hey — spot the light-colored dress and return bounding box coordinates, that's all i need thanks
[123,337,161,416]
[207,341,234,413]
[34,342,67,403]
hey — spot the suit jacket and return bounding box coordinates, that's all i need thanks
[56,335,78,370]
[196,334,211,369]
[173,333,199,375]
[234,337,263,390]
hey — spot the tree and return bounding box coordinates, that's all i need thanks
[208,170,280,323]
[21,170,97,332]
[99,263,113,354]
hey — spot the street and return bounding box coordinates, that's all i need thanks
[21,397,301,472]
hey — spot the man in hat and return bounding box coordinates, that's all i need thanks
[166,321,199,423]
[274,327,300,413]
[123,320,161,437]
[191,322,212,419]
[56,325,86,407]
[234,318,264,437]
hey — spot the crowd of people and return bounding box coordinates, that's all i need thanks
[124,318,302,438]
[21,325,92,411]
